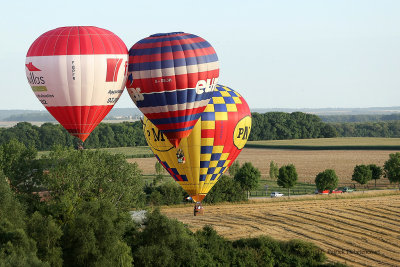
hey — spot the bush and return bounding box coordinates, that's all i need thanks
[204,175,246,203]
[315,169,339,191]
[145,181,187,206]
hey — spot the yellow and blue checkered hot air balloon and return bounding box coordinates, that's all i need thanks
[142,84,251,204]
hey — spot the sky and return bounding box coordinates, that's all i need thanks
[1,0,400,110]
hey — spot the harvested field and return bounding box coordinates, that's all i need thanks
[162,192,400,267]
[128,148,398,186]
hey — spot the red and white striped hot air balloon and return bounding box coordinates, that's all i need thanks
[25,26,128,142]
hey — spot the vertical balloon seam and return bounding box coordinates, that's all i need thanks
[84,26,97,136]
[189,118,201,197]
[39,33,49,57]
[191,119,201,197]
[52,29,66,111]
[184,36,197,141]
[82,26,96,137]
[153,35,171,145]
[190,37,210,196]
[84,27,101,139]
[224,101,240,186]
[203,94,219,195]
[177,34,188,140]
[64,27,77,137]
[47,30,57,110]
[96,28,111,141]
[160,36,170,134]
[170,34,180,144]
[76,27,84,138]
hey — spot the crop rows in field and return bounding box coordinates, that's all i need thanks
[162,193,400,267]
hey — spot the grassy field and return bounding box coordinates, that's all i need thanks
[247,137,400,150]
[162,191,400,267]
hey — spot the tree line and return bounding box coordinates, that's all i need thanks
[0,140,343,266]
[250,112,400,140]
[330,121,400,138]
[0,121,146,151]
[320,113,400,123]
[2,112,400,152]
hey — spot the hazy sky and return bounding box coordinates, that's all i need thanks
[1,0,399,110]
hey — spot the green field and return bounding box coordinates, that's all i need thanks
[247,137,400,150]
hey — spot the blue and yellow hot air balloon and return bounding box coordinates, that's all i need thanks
[142,84,251,208]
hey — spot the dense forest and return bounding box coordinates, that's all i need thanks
[1,112,400,151]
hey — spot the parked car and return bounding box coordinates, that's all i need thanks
[340,187,354,193]
[330,189,343,194]
[315,190,330,194]
[271,192,284,197]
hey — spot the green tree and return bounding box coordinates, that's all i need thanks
[194,225,234,266]
[156,181,186,205]
[0,139,42,194]
[315,169,339,191]
[228,160,240,177]
[0,220,44,267]
[204,175,246,203]
[234,162,261,199]
[154,161,164,186]
[62,200,133,267]
[27,212,63,267]
[384,152,400,190]
[269,161,279,179]
[0,170,26,229]
[130,209,208,267]
[277,164,298,197]
[352,165,372,190]
[38,123,69,150]
[43,147,145,221]
[0,170,44,267]
[368,164,382,189]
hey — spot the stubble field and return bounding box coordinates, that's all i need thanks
[162,192,400,267]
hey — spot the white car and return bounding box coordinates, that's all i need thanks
[271,192,284,198]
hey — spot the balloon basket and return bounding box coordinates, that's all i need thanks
[193,202,204,216]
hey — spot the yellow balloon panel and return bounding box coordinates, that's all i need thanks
[142,84,252,202]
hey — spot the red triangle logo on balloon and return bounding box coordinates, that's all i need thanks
[25,62,41,71]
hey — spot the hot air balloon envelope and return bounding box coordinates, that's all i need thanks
[25,26,128,142]
[127,32,219,147]
[143,84,251,202]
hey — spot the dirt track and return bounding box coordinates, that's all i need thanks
[162,192,400,267]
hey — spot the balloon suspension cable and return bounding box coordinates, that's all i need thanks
[140,116,144,126]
